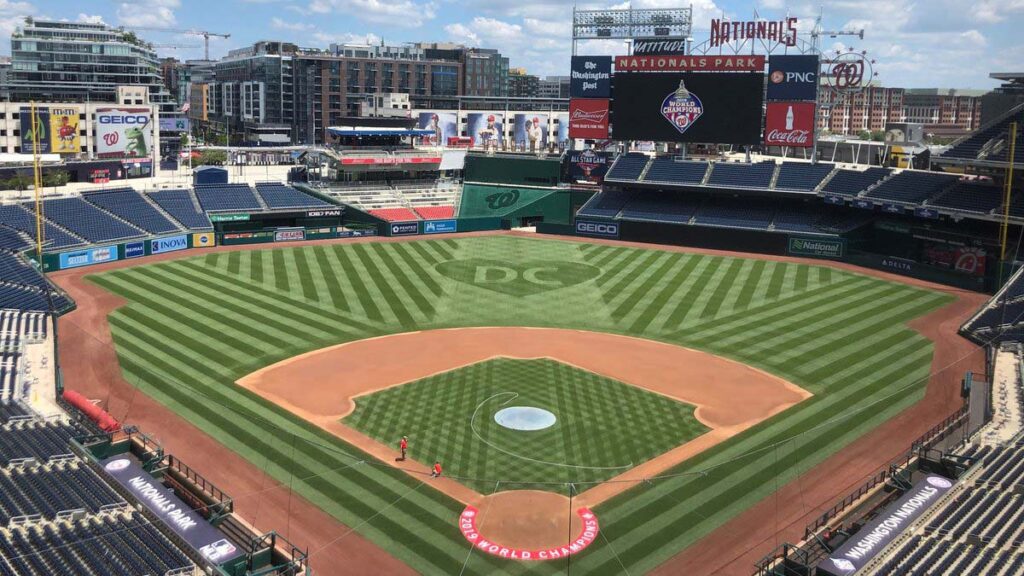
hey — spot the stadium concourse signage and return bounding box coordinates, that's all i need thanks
[614,54,765,72]
[101,456,244,565]
[459,506,599,560]
[390,221,420,236]
[423,219,457,234]
[576,219,619,239]
[818,475,954,576]
[787,237,846,259]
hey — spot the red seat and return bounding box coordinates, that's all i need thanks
[414,205,455,220]
[369,208,420,221]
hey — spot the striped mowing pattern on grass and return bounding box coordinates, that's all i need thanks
[89,235,952,575]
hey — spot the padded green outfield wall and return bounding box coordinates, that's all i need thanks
[463,153,562,187]
[458,184,575,225]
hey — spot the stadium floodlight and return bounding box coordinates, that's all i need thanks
[572,6,692,54]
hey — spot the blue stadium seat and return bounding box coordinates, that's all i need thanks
[619,193,701,223]
[148,189,213,230]
[774,162,835,192]
[706,161,776,189]
[39,197,145,244]
[821,167,891,197]
[642,159,708,184]
[577,190,634,218]
[83,188,180,234]
[0,227,31,252]
[693,197,774,230]
[928,181,1003,214]
[193,184,262,212]
[254,183,331,209]
[605,154,650,181]
[0,205,84,250]
[865,170,958,204]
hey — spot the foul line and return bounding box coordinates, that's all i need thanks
[469,392,634,471]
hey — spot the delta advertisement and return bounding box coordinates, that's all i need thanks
[513,114,548,149]
[467,113,504,147]
[567,150,613,184]
[417,111,457,146]
[101,456,243,564]
[818,475,954,576]
[611,73,764,144]
[568,99,610,140]
[19,107,51,154]
[764,102,816,148]
[569,56,612,99]
[766,54,819,101]
[96,108,153,158]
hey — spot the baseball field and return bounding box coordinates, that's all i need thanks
[82,234,953,574]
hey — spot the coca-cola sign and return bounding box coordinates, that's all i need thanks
[764,102,815,148]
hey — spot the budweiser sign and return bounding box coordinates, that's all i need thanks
[764,102,815,148]
[568,98,610,139]
[710,17,798,48]
[614,55,765,72]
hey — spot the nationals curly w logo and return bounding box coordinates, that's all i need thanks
[485,189,520,210]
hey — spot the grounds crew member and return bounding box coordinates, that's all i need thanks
[430,461,443,478]
[397,436,408,461]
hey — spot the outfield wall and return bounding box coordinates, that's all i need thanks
[463,154,562,187]
[41,232,216,272]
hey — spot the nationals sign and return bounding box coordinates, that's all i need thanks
[661,80,704,135]
[568,99,610,139]
[614,55,765,72]
[764,102,815,148]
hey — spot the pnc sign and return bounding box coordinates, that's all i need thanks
[436,258,602,297]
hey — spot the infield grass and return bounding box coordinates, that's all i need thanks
[88,235,953,575]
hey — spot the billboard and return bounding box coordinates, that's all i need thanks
[788,237,845,258]
[58,246,119,270]
[767,55,819,101]
[193,232,216,248]
[423,219,457,234]
[49,108,81,154]
[96,108,153,158]
[150,235,188,254]
[390,221,419,236]
[611,73,764,144]
[567,150,613,184]
[632,38,687,56]
[614,54,765,72]
[764,102,815,148]
[570,56,612,98]
[125,242,145,259]
[568,99,610,140]
[818,476,954,576]
[159,116,191,133]
[556,113,569,143]
[922,243,986,277]
[19,107,51,154]
[576,220,619,238]
[513,114,548,150]
[274,228,305,242]
[467,113,503,147]
[416,111,457,146]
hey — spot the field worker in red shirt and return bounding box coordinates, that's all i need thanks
[430,461,442,478]
[396,436,408,461]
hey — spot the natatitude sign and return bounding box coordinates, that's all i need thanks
[615,55,765,72]
[459,506,600,560]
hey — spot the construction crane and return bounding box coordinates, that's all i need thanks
[123,26,230,60]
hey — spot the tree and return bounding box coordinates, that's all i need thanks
[179,133,190,149]
[193,150,227,166]
[870,130,886,142]
[42,170,70,189]
[857,130,871,141]
[4,174,33,192]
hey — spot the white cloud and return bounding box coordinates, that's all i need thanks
[116,0,181,27]
[0,1,34,53]
[312,31,382,45]
[270,17,312,31]
[307,0,436,27]
[77,14,105,24]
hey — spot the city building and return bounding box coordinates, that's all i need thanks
[508,70,539,98]
[416,43,508,98]
[538,76,570,99]
[903,88,984,137]
[3,19,177,113]
[981,72,1024,125]
[818,85,985,139]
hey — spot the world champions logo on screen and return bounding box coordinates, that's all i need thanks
[660,79,703,135]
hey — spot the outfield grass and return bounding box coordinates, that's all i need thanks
[344,357,708,492]
[89,235,952,575]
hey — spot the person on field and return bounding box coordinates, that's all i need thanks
[396,436,408,461]
[430,461,442,478]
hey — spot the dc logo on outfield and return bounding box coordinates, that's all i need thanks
[486,190,520,210]
[436,259,601,297]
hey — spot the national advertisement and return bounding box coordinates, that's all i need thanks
[576,219,619,239]
[611,73,764,144]
[570,56,612,99]
[788,237,845,258]
[568,99,610,140]
[150,235,188,254]
[49,107,81,154]
[390,222,420,236]
[20,107,51,154]
[96,108,153,158]
[417,111,457,146]
[766,55,819,101]
[423,220,457,234]
[467,113,503,147]
[513,114,548,150]
[764,102,815,148]
[58,246,119,270]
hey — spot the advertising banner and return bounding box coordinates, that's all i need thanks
[209,213,250,222]
[150,235,188,254]
[570,56,612,98]
[576,219,620,239]
[818,476,954,576]
[49,107,81,154]
[767,55,819,101]
[611,73,764,144]
[423,219,457,234]
[922,243,986,277]
[467,113,503,147]
[20,107,51,154]
[568,99,610,140]
[125,242,146,259]
[274,228,306,242]
[513,114,548,150]
[417,111,458,146]
[96,108,153,158]
[58,246,119,269]
[788,237,846,258]
[914,207,940,219]
[567,150,613,184]
[306,208,342,218]
[192,232,216,248]
[614,54,765,72]
[764,102,815,148]
[339,156,441,165]
[556,113,569,143]
[100,457,243,564]
[390,222,420,236]
[632,38,687,56]
[159,117,191,133]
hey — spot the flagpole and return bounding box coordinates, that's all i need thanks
[30,101,44,264]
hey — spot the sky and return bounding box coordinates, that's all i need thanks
[2,0,1022,90]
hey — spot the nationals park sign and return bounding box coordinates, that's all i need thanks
[459,506,599,560]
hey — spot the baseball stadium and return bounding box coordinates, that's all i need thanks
[1,6,1024,576]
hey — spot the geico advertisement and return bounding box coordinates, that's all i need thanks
[96,108,152,158]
